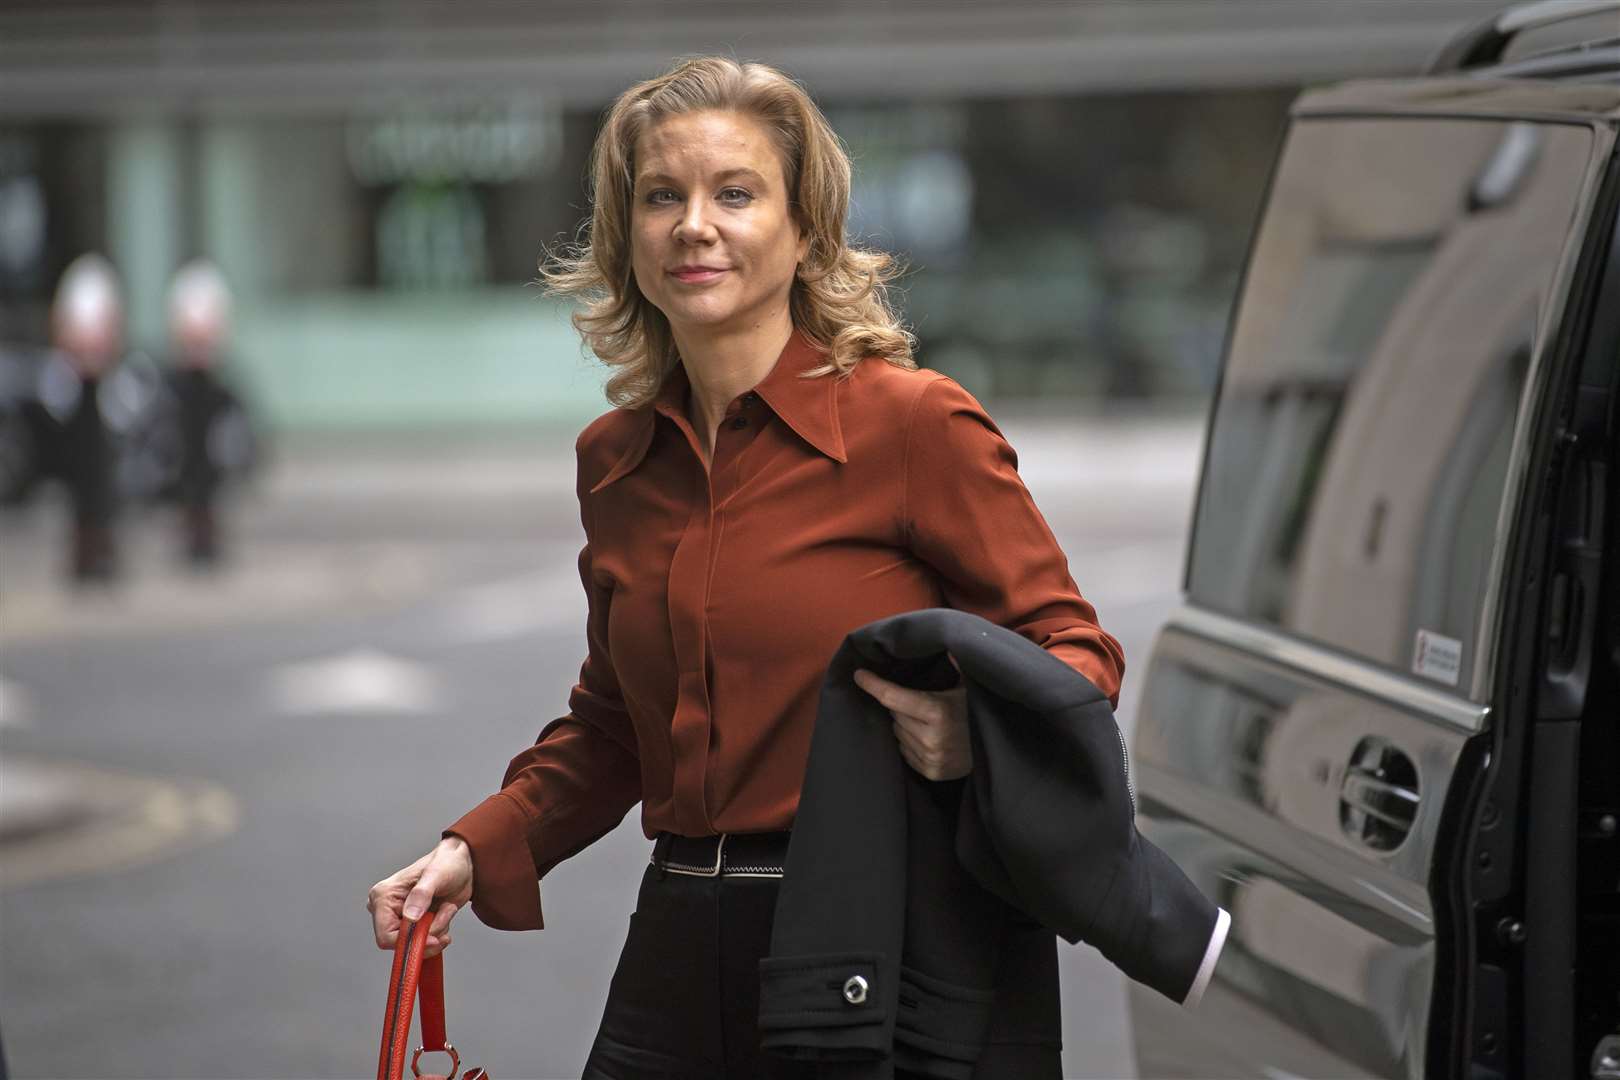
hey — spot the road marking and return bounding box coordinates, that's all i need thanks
[0,676,36,729]
[268,647,444,715]
[0,756,240,891]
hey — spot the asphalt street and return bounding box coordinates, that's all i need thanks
[0,411,1203,1080]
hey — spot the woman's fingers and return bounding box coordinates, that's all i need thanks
[891,716,936,763]
[428,901,458,936]
[894,735,930,777]
[368,869,419,950]
[402,872,437,922]
[419,898,460,959]
[890,706,940,746]
[422,932,453,959]
[871,671,972,781]
[371,839,475,957]
[853,669,947,720]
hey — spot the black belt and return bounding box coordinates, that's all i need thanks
[650,830,792,878]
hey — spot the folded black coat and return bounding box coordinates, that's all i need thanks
[759,608,1228,1079]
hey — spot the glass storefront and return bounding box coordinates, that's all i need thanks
[0,88,1290,429]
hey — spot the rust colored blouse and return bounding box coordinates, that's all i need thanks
[446,330,1125,930]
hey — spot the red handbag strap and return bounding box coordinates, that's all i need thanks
[419,947,447,1050]
[377,912,451,1080]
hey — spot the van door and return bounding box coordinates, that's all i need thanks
[1126,98,1616,1079]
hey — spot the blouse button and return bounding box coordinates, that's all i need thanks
[730,417,749,431]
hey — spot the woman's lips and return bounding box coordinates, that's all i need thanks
[670,268,727,284]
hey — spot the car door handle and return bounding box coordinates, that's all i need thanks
[1339,737,1420,850]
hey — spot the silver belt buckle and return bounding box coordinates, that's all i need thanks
[654,832,726,877]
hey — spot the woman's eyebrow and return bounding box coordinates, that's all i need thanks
[634,167,770,189]
[713,167,768,186]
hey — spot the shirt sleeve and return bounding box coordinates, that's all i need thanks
[443,448,642,931]
[903,376,1126,706]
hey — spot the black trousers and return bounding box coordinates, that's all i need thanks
[581,861,817,1079]
[581,853,1063,1079]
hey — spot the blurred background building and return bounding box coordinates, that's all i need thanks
[0,0,1504,430]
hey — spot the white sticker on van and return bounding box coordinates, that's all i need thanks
[1414,629,1462,686]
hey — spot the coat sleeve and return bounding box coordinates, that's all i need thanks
[902,376,1126,706]
[443,444,642,931]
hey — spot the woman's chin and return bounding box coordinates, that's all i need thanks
[663,301,745,333]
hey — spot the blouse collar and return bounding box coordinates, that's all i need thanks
[590,328,849,493]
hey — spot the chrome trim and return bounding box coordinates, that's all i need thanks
[1136,760,1436,932]
[1340,787,1417,832]
[1342,771,1421,807]
[1165,607,1491,734]
[1497,0,1619,34]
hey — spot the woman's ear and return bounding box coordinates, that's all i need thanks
[793,210,813,264]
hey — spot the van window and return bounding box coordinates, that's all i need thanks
[1188,117,1595,699]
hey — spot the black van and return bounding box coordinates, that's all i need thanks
[1126,3,1620,1077]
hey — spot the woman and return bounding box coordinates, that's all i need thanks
[367,56,1125,1078]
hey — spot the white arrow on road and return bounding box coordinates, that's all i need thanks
[0,676,36,730]
[267,648,444,716]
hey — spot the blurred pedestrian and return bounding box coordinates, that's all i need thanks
[368,56,1125,1078]
[48,253,124,584]
[164,259,248,567]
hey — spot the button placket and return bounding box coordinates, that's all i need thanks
[658,388,767,833]
[712,400,765,507]
[663,413,718,835]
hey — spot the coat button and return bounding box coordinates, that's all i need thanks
[843,975,869,1005]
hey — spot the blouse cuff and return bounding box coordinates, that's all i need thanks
[1046,639,1122,708]
[444,791,544,931]
[1180,906,1231,1010]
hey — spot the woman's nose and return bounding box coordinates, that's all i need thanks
[674,203,716,244]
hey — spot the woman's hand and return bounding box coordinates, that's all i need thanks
[367,835,474,960]
[853,659,972,780]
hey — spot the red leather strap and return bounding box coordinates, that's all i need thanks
[418,951,447,1051]
[377,909,485,1080]
[378,914,444,1080]
[376,917,413,1080]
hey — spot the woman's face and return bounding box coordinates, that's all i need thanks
[630,109,809,341]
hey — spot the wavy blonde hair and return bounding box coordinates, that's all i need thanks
[542,56,916,408]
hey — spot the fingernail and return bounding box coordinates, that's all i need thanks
[402,901,423,920]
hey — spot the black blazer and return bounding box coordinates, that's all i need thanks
[759,608,1226,1079]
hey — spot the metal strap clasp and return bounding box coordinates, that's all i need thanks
[411,1042,459,1079]
[654,833,727,877]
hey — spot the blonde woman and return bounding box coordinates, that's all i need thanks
[368,56,1124,1078]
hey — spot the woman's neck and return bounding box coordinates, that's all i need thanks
[674,313,794,449]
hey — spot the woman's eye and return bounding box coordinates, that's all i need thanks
[645,189,678,205]
[718,187,753,205]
